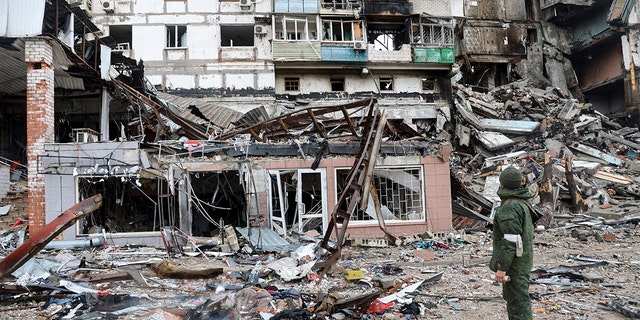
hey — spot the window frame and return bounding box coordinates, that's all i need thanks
[379,77,394,91]
[284,77,300,91]
[274,16,318,41]
[421,78,436,92]
[166,25,187,48]
[321,19,364,42]
[334,166,426,224]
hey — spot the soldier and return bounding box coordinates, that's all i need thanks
[490,166,534,320]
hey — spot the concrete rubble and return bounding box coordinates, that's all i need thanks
[0,220,638,319]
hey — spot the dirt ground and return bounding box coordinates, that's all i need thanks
[0,222,638,319]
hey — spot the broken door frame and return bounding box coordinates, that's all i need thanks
[296,168,328,234]
[267,168,328,236]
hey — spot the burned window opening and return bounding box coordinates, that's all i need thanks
[220,25,255,47]
[109,25,133,55]
[189,171,246,237]
[77,176,175,234]
[373,34,401,51]
[367,19,408,51]
[321,20,364,42]
[331,78,345,91]
[336,167,425,222]
[379,77,394,91]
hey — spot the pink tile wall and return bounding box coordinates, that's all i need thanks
[256,151,453,236]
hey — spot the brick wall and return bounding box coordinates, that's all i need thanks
[259,147,454,236]
[25,38,55,234]
[0,166,9,201]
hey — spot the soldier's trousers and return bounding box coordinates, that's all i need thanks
[503,273,532,320]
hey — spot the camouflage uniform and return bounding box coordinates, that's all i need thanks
[490,187,534,320]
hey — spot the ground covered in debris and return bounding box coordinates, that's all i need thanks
[1,220,638,320]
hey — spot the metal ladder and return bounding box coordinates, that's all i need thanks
[313,103,387,277]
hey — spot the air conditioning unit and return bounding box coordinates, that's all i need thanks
[254,25,267,35]
[102,0,115,12]
[353,41,366,50]
[239,0,251,6]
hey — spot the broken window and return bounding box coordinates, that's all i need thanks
[220,25,255,47]
[411,18,453,46]
[373,34,396,51]
[421,78,435,91]
[274,16,318,41]
[321,0,354,10]
[268,169,327,235]
[166,25,187,48]
[77,176,176,234]
[188,171,246,237]
[284,77,300,91]
[109,25,133,56]
[331,78,345,91]
[336,167,425,222]
[379,77,394,91]
[321,20,364,42]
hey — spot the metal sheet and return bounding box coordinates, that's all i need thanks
[154,91,243,129]
[0,0,45,37]
[476,131,515,150]
[236,227,304,252]
[569,143,624,166]
[480,118,540,134]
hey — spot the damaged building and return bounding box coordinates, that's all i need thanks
[457,0,640,116]
[1,0,639,246]
[0,0,457,246]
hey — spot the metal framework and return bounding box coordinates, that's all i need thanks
[313,102,388,277]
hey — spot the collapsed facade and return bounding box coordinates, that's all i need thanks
[0,0,639,247]
[0,0,456,246]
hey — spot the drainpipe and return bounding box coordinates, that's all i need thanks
[44,236,105,250]
[629,32,638,106]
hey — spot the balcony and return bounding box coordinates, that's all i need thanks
[274,0,319,13]
[273,41,322,61]
[321,44,368,62]
[413,47,454,63]
[367,44,411,63]
[362,0,411,15]
[320,0,362,15]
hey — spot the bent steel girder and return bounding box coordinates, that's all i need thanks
[0,195,103,279]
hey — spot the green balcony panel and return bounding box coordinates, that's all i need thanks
[413,47,454,63]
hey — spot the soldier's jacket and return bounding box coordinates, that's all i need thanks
[489,187,534,275]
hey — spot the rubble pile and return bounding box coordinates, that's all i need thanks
[0,224,638,319]
[1,81,640,319]
[451,80,640,229]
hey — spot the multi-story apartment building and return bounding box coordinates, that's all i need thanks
[0,0,458,245]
